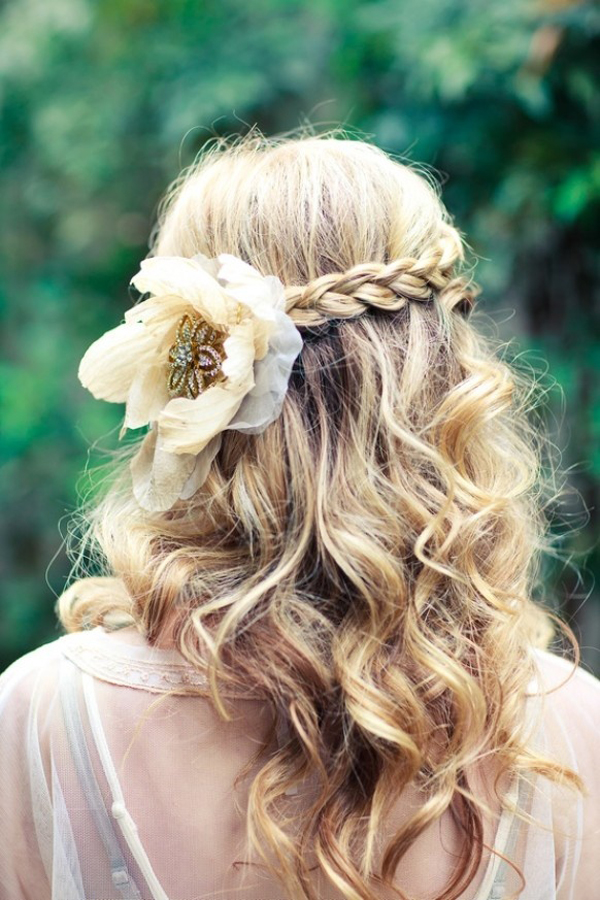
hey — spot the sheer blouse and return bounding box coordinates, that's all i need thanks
[0,624,598,900]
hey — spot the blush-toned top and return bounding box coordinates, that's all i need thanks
[0,624,598,900]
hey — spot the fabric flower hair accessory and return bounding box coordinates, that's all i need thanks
[78,253,303,511]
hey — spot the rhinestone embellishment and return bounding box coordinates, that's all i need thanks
[167,313,227,399]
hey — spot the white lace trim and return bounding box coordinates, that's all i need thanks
[58,628,266,698]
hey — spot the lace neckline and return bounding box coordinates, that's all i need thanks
[58,625,267,699]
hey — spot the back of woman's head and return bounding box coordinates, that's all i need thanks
[60,128,580,900]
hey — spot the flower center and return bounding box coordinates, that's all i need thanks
[167,313,227,399]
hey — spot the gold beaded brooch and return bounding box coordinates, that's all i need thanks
[167,312,227,399]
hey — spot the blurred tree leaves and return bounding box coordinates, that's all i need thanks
[1,0,598,668]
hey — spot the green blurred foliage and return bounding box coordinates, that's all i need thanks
[1,0,598,670]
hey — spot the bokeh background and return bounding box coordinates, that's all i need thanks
[1,0,598,673]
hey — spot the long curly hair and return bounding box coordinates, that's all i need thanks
[59,127,583,900]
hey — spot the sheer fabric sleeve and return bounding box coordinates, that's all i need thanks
[0,641,61,900]
[530,649,600,900]
[0,633,283,900]
[0,640,159,900]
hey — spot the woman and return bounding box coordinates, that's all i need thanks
[0,130,598,900]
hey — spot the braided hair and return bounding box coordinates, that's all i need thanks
[284,251,478,325]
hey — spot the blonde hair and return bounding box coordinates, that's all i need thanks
[59,127,582,900]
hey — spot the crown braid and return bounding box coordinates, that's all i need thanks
[284,250,479,326]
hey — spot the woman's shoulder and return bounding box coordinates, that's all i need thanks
[1,631,69,687]
[528,649,600,893]
[530,647,600,714]
[0,624,176,681]
[528,647,599,829]
[0,625,255,698]
[0,630,88,716]
[528,647,600,754]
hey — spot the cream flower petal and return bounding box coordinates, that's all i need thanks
[221,323,256,386]
[216,254,285,317]
[124,293,191,330]
[125,364,171,430]
[157,382,249,455]
[130,428,199,512]
[131,257,237,329]
[227,307,303,434]
[190,252,220,280]
[215,255,283,358]
[78,322,159,402]
[179,433,223,500]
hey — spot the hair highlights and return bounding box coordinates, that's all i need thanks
[59,128,582,900]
